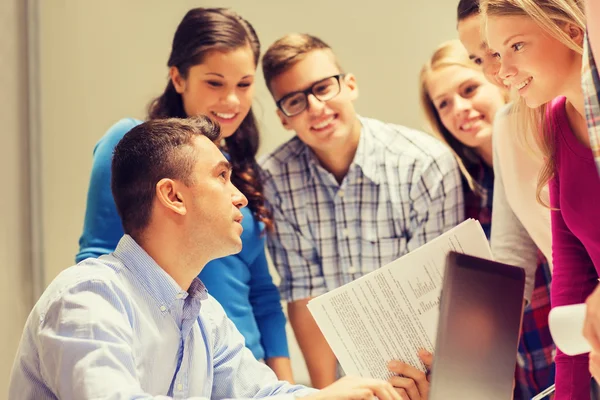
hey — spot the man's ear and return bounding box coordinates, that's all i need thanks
[169,66,186,94]
[276,109,294,131]
[155,178,187,215]
[343,73,359,101]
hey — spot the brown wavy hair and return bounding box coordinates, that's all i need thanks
[147,7,273,231]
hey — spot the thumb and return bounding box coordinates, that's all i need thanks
[418,349,433,368]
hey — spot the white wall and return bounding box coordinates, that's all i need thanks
[1,0,34,396]
[28,0,460,387]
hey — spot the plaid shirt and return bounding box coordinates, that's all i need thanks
[463,163,494,238]
[583,35,600,176]
[464,161,555,399]
[260,116,464,302]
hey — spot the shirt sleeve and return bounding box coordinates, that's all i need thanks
[407,147,464,251]
[490,123,538,304]
[17,278,316,400]
[550,176,597,400]
[76,118,139,263]
[247,249,290,358]
[262,174,326,302]
[209,299,317,400]
[31,279,186,399]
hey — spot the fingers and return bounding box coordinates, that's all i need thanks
[590,351,600,381]
[418,350,433,369]
[389,376,421,400]
[387,360,429,396]
[394,387,409,400]
[585,291,600,351]
[362,378,402,400]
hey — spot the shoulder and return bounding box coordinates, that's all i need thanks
[94,118,144,156]
[258,136,308,177]
[361,116,457,171]
[35,258,131,317]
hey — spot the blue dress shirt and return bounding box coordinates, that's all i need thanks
[76,118,289,360]
[9,235,316,399]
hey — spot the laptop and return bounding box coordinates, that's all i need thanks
[429,251,526,400]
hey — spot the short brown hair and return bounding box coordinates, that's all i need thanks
[262,33,341,91]
[111,116,220,238]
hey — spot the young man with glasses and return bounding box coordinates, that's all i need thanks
[259,34,464,389]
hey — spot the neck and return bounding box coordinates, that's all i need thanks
[564,68,590,148]
[312,118,361,183]
[136,226,209,291]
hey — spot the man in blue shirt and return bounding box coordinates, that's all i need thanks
[8,116,403,400]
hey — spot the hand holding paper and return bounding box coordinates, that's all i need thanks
[307,219,493,380]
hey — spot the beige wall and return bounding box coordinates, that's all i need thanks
[14,0,460,389]
[1,0,33,395]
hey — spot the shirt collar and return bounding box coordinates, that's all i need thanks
[113,235,208,311]
[303,116,380,185]
[352,116,380,184]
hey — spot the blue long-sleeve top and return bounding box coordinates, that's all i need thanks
[76,118,289,360]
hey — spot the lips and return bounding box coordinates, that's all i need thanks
[515,77,532,91]
[211,111,238,121]
[311,114,336,131]
[458,115,484,132]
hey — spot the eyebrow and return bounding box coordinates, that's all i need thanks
[502,34,525,46]
[278,75,336,100]
[212,160,233,174]
[433,92,448,102]
[204,72,254,79]
[432,78,479,102]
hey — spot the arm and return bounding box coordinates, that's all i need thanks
[489,121,538,303]
[261,174,336,388]
[209,298,404,400]
[288,298,337,388]
[208,298,315,399]
[549,176,598,400]
[30,280,197,399]
[76,118,140,262]
[247,248,294,382]
[408,148,464,251]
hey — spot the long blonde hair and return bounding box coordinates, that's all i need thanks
[420,39,505,193]
[480,0,585,206]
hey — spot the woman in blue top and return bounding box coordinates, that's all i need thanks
[77,8,294,382]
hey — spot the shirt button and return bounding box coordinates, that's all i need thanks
[348,266,357,274]
[338,189,345,198]
[176,293,184,299]
[341,228,349,238]
[177,383,183,391]
[356,178,363,184]
[160,305,167,312]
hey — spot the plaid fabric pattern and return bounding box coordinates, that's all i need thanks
[465,160,555,399]
[514,252,555,400]
[583,35,600,176]
[260,116,464,302]
[463,163,494,238]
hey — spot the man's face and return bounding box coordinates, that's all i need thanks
[180,136,247,258]
[269,49,360,157]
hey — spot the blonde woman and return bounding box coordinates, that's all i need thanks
[420,39,554,400]
[482,0,599,398]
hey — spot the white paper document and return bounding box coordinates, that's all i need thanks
[307,219,493,380]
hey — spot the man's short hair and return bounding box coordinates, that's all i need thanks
[262,33,342,91]
[111,116,220,238]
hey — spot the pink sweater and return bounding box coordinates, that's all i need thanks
[550,96,600,399]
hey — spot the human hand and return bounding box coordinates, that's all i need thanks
[387,350,433,400]
[307,375,402,400]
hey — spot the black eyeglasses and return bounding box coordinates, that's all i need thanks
[276,74,346,117]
